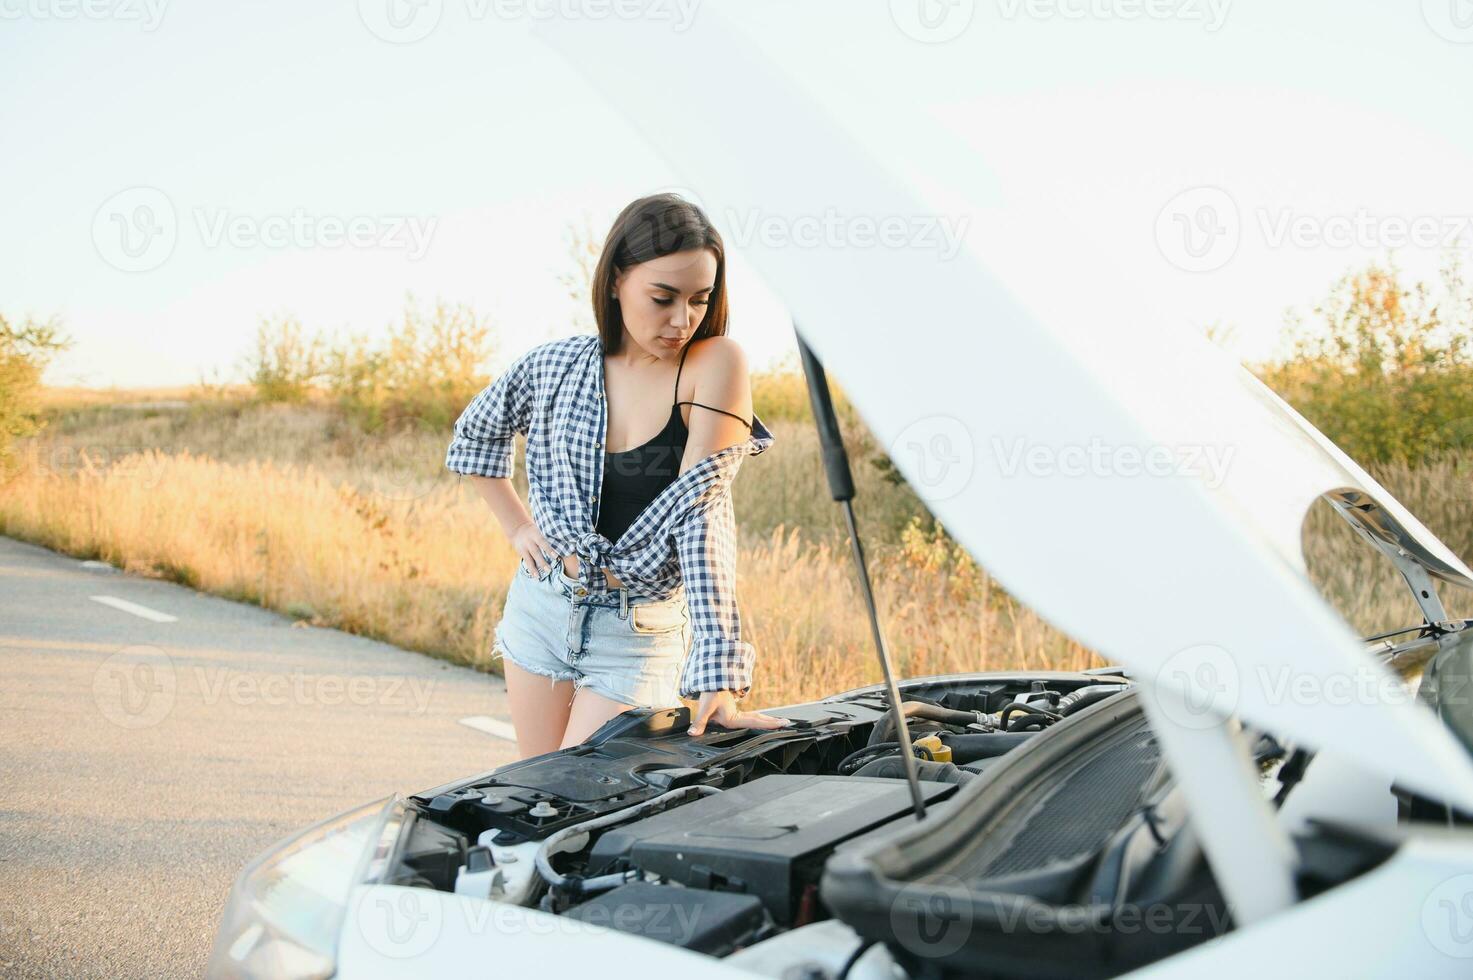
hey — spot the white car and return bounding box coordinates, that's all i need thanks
[208,11,1473,979]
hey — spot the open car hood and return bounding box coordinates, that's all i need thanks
[531,9,1473,811]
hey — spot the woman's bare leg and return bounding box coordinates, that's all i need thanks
[559,687,639,749]
[503,659,577,759]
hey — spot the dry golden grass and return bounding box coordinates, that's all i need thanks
[36,384,255,408]
[4,392,1470,709]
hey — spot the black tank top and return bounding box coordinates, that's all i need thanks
[595,342,753,542]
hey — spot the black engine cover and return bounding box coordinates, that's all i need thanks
[586,774,956,924]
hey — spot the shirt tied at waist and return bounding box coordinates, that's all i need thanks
[571,530,613,594]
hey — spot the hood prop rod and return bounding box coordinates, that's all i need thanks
[795,326,928,821]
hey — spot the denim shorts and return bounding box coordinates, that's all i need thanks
[490,557,691,709]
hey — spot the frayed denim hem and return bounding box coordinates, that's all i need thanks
[491,638,579,683]
[571,674,651,708]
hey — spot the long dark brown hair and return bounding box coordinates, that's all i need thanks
[592,193,728,355]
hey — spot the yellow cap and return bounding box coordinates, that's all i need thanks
[912,733,952,763]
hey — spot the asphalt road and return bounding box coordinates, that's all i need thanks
[0,534,519,978]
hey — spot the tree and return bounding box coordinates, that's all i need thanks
[0,313,71,474]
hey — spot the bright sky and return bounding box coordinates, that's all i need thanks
[4,0,1471,387]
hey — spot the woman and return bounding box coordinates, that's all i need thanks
[445,192,793,759]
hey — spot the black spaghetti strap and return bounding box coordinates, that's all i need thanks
[676,400,754,431]
[673,343,691,405]
[672,343,754,430]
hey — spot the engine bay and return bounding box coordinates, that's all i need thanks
[387,673,1178,962]
[370,667,1424,977]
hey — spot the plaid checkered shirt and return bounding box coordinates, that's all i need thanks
[444,333,775,701]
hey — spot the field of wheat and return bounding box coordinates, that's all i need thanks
[3,391,1469,709]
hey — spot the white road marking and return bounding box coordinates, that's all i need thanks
[459,715,518,741]
[89,595,178,623]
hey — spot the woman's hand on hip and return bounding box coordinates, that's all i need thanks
[687,690,793,736]
[510,518,558,577]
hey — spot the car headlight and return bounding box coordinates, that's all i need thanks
[206,795,409,979]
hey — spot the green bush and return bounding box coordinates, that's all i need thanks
[0,314,70,475]
[324,296,493,430]
[242,298,496,431]
[1254,257,1473,466]
[244,313,323,404]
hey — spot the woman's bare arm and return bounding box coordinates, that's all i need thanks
[678,336,754,475]
[468,475,557,577]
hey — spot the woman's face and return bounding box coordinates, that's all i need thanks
[611,247,718,359]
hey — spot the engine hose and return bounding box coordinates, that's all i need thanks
[852,755,975,785]
[535,783,723,894]
[1005,711,1054,732]
[867,700,989,746]
[998,701,1063,728]
[937,731,1036,763]
[838,740,932,775]
[1056,684,1125,717]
